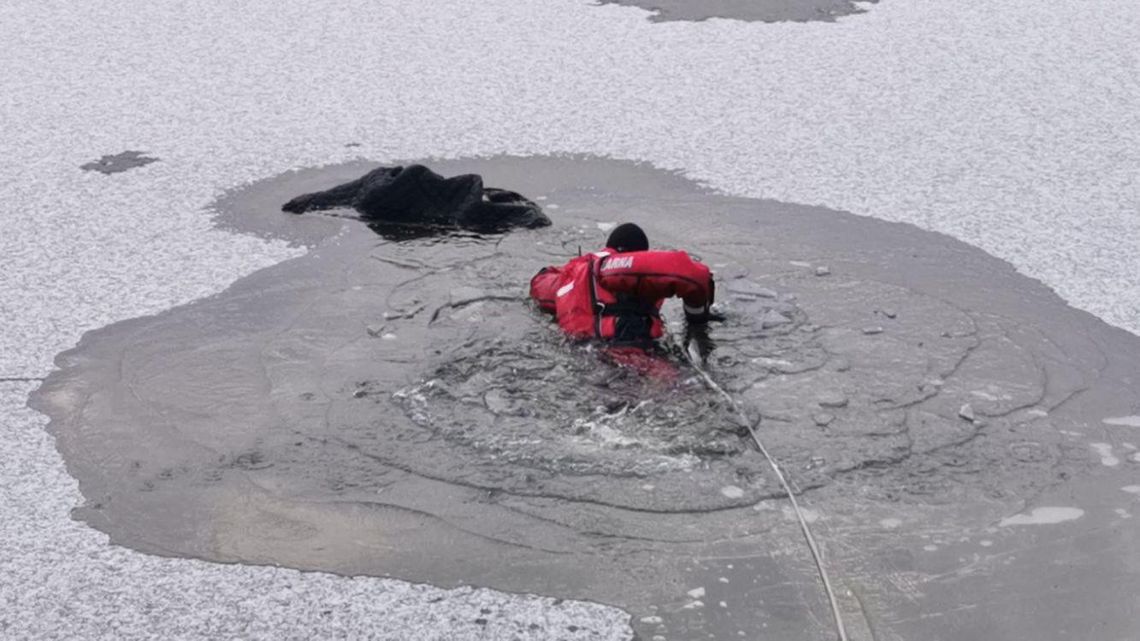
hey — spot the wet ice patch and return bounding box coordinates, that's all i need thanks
[1103,416,1140,428]
[999,507,1084,527]
[79,150,159,174]
[34,156,1140,623]
[1090,443,1120,467]
[593,0,879,24]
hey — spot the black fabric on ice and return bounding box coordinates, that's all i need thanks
[282,164,551,233]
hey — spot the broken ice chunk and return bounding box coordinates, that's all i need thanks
[817,391,848,409]
[761,310,792,329]
[958,403,976,422]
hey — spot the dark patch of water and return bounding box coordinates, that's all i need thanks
[80,150,159,174]
[595,0,879,24]
[33,156,1140,641]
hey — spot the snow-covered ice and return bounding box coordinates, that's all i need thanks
[2,0,1139,637]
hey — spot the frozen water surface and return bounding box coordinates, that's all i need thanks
[3,0,1140,639]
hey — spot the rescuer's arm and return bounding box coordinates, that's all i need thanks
[681,277,720,325]
[671,254,720,360]
[529,266,562,314]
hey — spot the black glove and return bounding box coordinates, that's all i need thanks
[683,321,717,362]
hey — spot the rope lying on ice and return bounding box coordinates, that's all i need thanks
[680,342,849,641]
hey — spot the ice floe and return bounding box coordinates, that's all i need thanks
[999,507,1084,527]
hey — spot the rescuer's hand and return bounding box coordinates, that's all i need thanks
[683,322,717,362]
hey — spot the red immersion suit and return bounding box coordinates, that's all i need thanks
[529,248,715,346]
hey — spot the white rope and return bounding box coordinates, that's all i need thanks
[682,344,849,641]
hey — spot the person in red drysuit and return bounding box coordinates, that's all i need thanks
[529,223,717,377]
